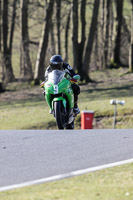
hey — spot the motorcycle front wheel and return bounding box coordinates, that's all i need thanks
[66,120,74,129]
[54,101,65,130]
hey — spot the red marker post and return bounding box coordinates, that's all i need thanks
[81,111,94,129]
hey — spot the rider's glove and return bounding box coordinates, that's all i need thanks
[70,78,78,83]
[70,74,80,83]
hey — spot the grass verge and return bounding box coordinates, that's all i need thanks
[0,68,133,129]
[0,163,133,200]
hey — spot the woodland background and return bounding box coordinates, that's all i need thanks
[0,0,133,91]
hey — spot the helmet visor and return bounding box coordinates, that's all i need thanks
[50,63,62,70]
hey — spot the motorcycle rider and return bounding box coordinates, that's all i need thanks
[44,55,80,115]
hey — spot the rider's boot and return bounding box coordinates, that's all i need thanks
[49,109,53,114]
[73,95,80,115]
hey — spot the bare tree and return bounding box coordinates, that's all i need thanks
[65,9,71,61]
[100,0,106,69]
[20,0,33,80]
[113,0,124,66]
[72,0,79,70]
[50,21,56,55]
[56,0,61,55]
[129,0,133,72]
[0,0,1,57]
[0,0,2,72]
[0,0,3,91]
[79,0,86,75]
[72,0,86,77]
[34,0,55,84]
[104,0,110,68]
[103,0,112,68]
[2,0,17,82]
[83,0,100,82]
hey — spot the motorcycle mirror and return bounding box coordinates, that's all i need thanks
[73,75,80,80]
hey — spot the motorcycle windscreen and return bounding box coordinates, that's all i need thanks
[48,70,65,85]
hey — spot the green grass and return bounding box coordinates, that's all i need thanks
[0,90,133,129]
[0,163,133,200]
[1,95,133,129]
[0,99,56,129]
[0,68,133,129]
[0,82,56,129]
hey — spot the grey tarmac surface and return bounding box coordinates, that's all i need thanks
[0,129,133,187]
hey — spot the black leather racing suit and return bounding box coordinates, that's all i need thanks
[44,62,80,108]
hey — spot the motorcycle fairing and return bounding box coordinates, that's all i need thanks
[45,70,74,110]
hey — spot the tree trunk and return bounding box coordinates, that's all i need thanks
[72,0,86,77]
[123,16,130,43]
[0,82,5,93]
[65,10,71,61]
[113,0,124,66]
[72,0,79,71]
[79,0,86,78]
[83,0,100,82]
[0,0,1,54]
[0,0,3,82]
[94,25,100,70]
[100,0,106,69]
[109,1,114,63]
[0,0,3,90]
[129,0,133,73]
[56,0,61,55]
[50,21,56,55]
[9,0,17,55]
[2,0,15,82]
[34,0,55,84]
[104,0,111,68]
[20,0,33,80]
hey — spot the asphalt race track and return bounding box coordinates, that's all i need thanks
[0,129,133,189]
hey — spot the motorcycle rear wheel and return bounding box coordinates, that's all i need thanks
[54,101,65,130]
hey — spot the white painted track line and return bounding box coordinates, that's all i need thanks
[0,158,133,192]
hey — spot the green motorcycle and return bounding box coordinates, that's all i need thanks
[41,70,80,130]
